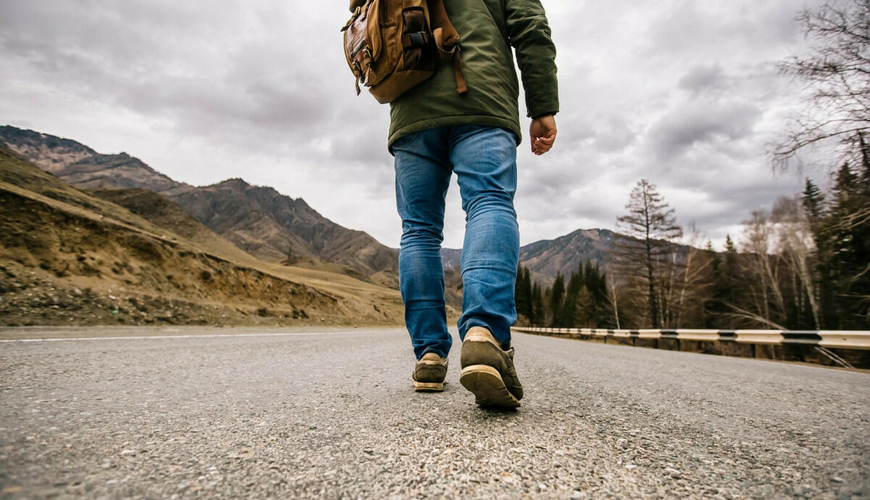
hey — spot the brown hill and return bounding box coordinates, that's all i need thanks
[0,146,404,326]
[0,126,97,174]
[0,126,192,195]
[172,178,399,279]
[0,125,399,285]
[60,152,192,196]
[92,186,386,286]
[89,188,257,263]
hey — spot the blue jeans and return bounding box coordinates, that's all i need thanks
[393,125,519,360]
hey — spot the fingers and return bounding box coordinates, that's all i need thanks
[538,135,556,147]
[532,133,556,155]
[533,139,550,155]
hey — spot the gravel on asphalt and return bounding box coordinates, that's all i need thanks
[0,327,868,499]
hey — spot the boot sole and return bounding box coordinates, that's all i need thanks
[413,381,446,392]
[459,365,521,408]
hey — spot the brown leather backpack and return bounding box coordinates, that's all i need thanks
[342,0,467,104]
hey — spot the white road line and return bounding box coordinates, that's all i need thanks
[0,331,370,343]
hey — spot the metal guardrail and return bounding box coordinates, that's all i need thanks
[512,327,870,351]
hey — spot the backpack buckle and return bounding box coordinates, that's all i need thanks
[404,32,431,48]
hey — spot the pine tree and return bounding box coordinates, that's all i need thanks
[562,265,584,328]
[803,178,836,327]
[531,282,543,326]
[704,241,726,327]
[723,235,739,312]
[861,132,870,192]
[514,265,529,320]
[826,162,870,327]
[573,286,593,327]
[803,178,825,222]
[521,267,533,319]
[549,273,565,327]
[585,262,609,326]
[857,148,870,327]
[615,179,683,328]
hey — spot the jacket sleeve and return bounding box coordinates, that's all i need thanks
[504,0,559,118]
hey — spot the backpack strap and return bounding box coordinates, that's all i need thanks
[427,0,467,95]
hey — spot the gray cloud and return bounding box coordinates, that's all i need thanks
[678,64,728,95]
[648,101,762,161]
[0,0,829,249]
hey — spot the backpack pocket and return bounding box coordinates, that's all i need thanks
[400,5,437,72]
[343,0,388,91]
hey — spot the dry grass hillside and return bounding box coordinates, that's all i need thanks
[168,178,400,282]
[0,126,400,287]
[89,187,262,265]
[0,147,404,327]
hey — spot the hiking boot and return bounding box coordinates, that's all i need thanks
[413,352,448,392]
[459,326,523,408]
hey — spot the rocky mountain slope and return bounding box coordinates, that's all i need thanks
[0,125,399,285]
[172,178,399,278]
[0,146,404,326]
[89,188,263,264]
[0,126,192,195]
[519,228,618,286]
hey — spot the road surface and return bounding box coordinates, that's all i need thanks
[1,327,868,499]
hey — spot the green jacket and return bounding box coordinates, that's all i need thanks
[388,0,559,149]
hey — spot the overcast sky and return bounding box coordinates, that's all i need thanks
[0,0,830,250]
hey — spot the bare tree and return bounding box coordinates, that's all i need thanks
[672,223,714,328]
[773,0,870,169]
[739,210,787,326]
[771,196,822,329]
[733,201,824,329]
[607,273,621,330]
[615,179,683,328]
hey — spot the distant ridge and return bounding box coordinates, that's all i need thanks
[442,228,618,287]
[0,126,192,195]
[172,177,398,276]
[519,228,617,286]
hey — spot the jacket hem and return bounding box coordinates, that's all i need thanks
[388,115,522,153]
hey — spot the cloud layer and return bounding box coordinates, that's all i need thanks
[0,0,827,249]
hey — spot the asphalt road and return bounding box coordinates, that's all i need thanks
[1,327,868,499]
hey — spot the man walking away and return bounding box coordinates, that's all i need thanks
[394,0,559,408]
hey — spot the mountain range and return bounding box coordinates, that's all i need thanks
[0,144,406,326]
[1,125,624,288]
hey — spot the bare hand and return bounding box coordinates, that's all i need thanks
[530,115,557,156]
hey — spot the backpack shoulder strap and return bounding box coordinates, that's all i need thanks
[427,0,467,94]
